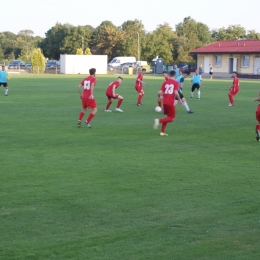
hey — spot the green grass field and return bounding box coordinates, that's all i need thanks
[1,73,260,260]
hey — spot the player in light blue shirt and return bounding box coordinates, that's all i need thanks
[190,70,202,99]
[175,71,194,114]
[0,65,9,96]
[173,64,180,76]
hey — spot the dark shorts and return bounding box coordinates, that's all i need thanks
[209,72,213,75]
[175,91,184,100]
[0,82,7,87]
[191,84,200,92]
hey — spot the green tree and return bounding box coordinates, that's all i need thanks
[31,48,45,74]
[142,23,176,64]
[120,20,146,59]
[211,25,247,40]
[17,30,35,62]
[0,47,4,60]
[246,30,260,40]
[40,23,94,60]
[90,21,125,60]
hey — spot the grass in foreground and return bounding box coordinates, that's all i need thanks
[0,74,260,260]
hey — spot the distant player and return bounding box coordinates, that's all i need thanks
[190,69,202,99]
[105,77,124,112]
[135,68,146,106]
[175,71,194,113]
[209,64,213,79]
[199,64,203,75]
[228,71,240,106]
[253,90,260,141]
[173,64,180,76]
[77,68,97,128]
[153,70,182,136]
[0,65,9,96]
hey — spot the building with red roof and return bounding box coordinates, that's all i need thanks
[190,40,260,76]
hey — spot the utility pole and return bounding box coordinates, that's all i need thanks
[136,32,140,61]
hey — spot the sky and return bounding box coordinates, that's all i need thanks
[1,0,260,37]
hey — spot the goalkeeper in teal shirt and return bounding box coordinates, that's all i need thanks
[0,65,9,96]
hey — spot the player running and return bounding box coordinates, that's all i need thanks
[254,90,260,141]
[105,77,124,112]
[190,69,202,99]
[77,68,97,128]
[0,65,9,96]
[135,68,146,106]
[175,71,194,114]
[228,71,240,106]
[153,70,182,136]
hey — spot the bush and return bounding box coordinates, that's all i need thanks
[31,48,45,74]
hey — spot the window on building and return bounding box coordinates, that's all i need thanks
[215,55,221,66]
[242,56,250,67]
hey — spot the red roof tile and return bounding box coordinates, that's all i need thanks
[190,40,260,54]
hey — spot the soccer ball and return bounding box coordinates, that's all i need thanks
[155,106,162,113]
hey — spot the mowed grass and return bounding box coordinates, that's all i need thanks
[0,73,260,260]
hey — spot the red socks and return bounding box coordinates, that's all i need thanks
[158,100,162,107]
[117,99,123,108]
[106,101,112,110]
[137,95,142,105]
[159,118,174,133]
[78,112,85,121]
[86,113,95,123]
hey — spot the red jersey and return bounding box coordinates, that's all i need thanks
[80,76,97,99]
[160,78,179,105]
[233,77,239,91]
[106,81,120,96]
[135,73,143,88]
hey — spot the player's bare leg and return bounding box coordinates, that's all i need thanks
[5,86,8,96]
[115,95,124,112]
[105,98,113,112]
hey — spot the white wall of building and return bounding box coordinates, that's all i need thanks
[60,55,107,74]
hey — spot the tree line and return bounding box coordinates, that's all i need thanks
[1,17,259,64]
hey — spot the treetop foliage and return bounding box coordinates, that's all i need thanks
[1,17,260,64]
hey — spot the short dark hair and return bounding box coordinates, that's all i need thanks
[142,68,146,72]
[169,70,176,77]
[89,68,96,75]
[233,71,237,75]
[163,71,167,74]
[118,76,123,80]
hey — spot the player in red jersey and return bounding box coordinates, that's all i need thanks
[135,68,146,106]
[254,90,260,141]
[105,77,124,112]
[77,68,97,128]
[228,71,240,106]
[153,70,182,136]
[157,71,169,107]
